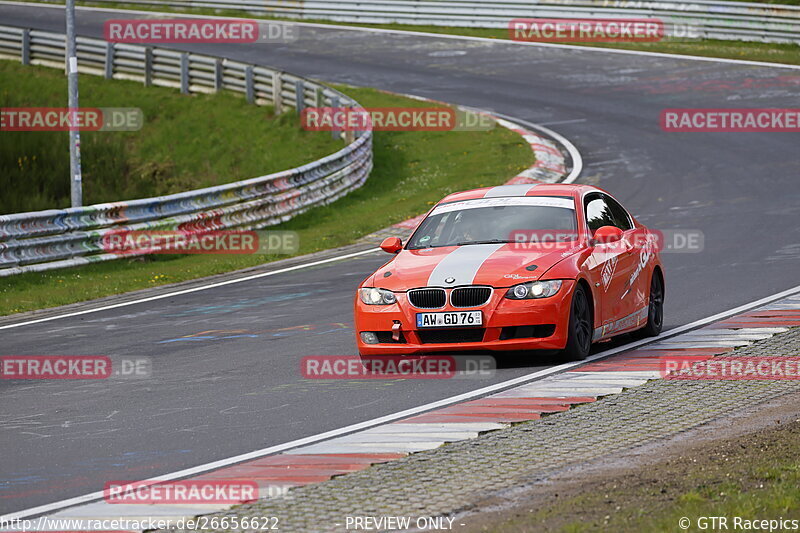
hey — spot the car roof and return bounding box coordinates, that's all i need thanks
[438,183,601,205]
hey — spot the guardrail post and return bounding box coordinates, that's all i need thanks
[214,59,223,92]
[180,53,189,94]
[272,71,283,114]
[330,96,340,140]
[245,66,254,104]
[21,29,30,65]
[295,80,305,114]
[315,86,323,107]
[345,105,355,143]
[104,42,114,79]
[144,47,153,87]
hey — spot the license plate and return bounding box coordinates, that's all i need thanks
[416,311,482,328]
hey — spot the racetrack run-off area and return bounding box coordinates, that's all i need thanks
[1,2,799,531]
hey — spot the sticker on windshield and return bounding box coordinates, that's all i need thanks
[431,196,574,216]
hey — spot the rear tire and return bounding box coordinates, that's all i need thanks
[560,284,593,361]
[635,272,664,338]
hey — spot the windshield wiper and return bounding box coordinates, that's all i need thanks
[456,239,514,246]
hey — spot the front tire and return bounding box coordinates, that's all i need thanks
[560,284,593,361]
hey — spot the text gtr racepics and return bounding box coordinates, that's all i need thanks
[354,184,665,361]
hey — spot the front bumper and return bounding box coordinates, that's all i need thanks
[354,280,576,355]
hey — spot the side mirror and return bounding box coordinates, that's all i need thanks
[592,225,624,245]
[380,237,403,254]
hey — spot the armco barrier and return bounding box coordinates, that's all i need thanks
[26,0,800,44]
[0,24,373,276]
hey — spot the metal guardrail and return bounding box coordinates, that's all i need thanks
[39,0,800,44]
[0,24,373,276]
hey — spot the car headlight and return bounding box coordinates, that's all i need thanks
[505,280,563,299]
[359,287,397,305]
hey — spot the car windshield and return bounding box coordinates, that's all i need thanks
[407,196,578,249]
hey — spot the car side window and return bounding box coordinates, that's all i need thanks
[584,196,615,233]
[605,196,633,231]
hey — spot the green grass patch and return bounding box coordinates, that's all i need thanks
[12,0,800,66]
[0,60,342,213]
[0,80,534,315]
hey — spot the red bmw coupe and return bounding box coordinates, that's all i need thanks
[355,183,664,360]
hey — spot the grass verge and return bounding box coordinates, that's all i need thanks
[10,0,800,66]
[0,83,534,315]
[0,60,342,213]
[463,403,800,532]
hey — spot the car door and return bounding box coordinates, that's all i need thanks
[583,193,638,336]
[603,194,649,324]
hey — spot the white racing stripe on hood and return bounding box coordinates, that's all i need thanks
[427,244,505,287]
[483,184,539,197]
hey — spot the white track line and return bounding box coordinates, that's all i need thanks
[0,248,380,331]
[1,1,799,70]
[3,283,799,522]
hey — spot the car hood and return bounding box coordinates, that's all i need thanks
[369,242,583,290]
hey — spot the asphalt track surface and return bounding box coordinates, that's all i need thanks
[1,3,799,515]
